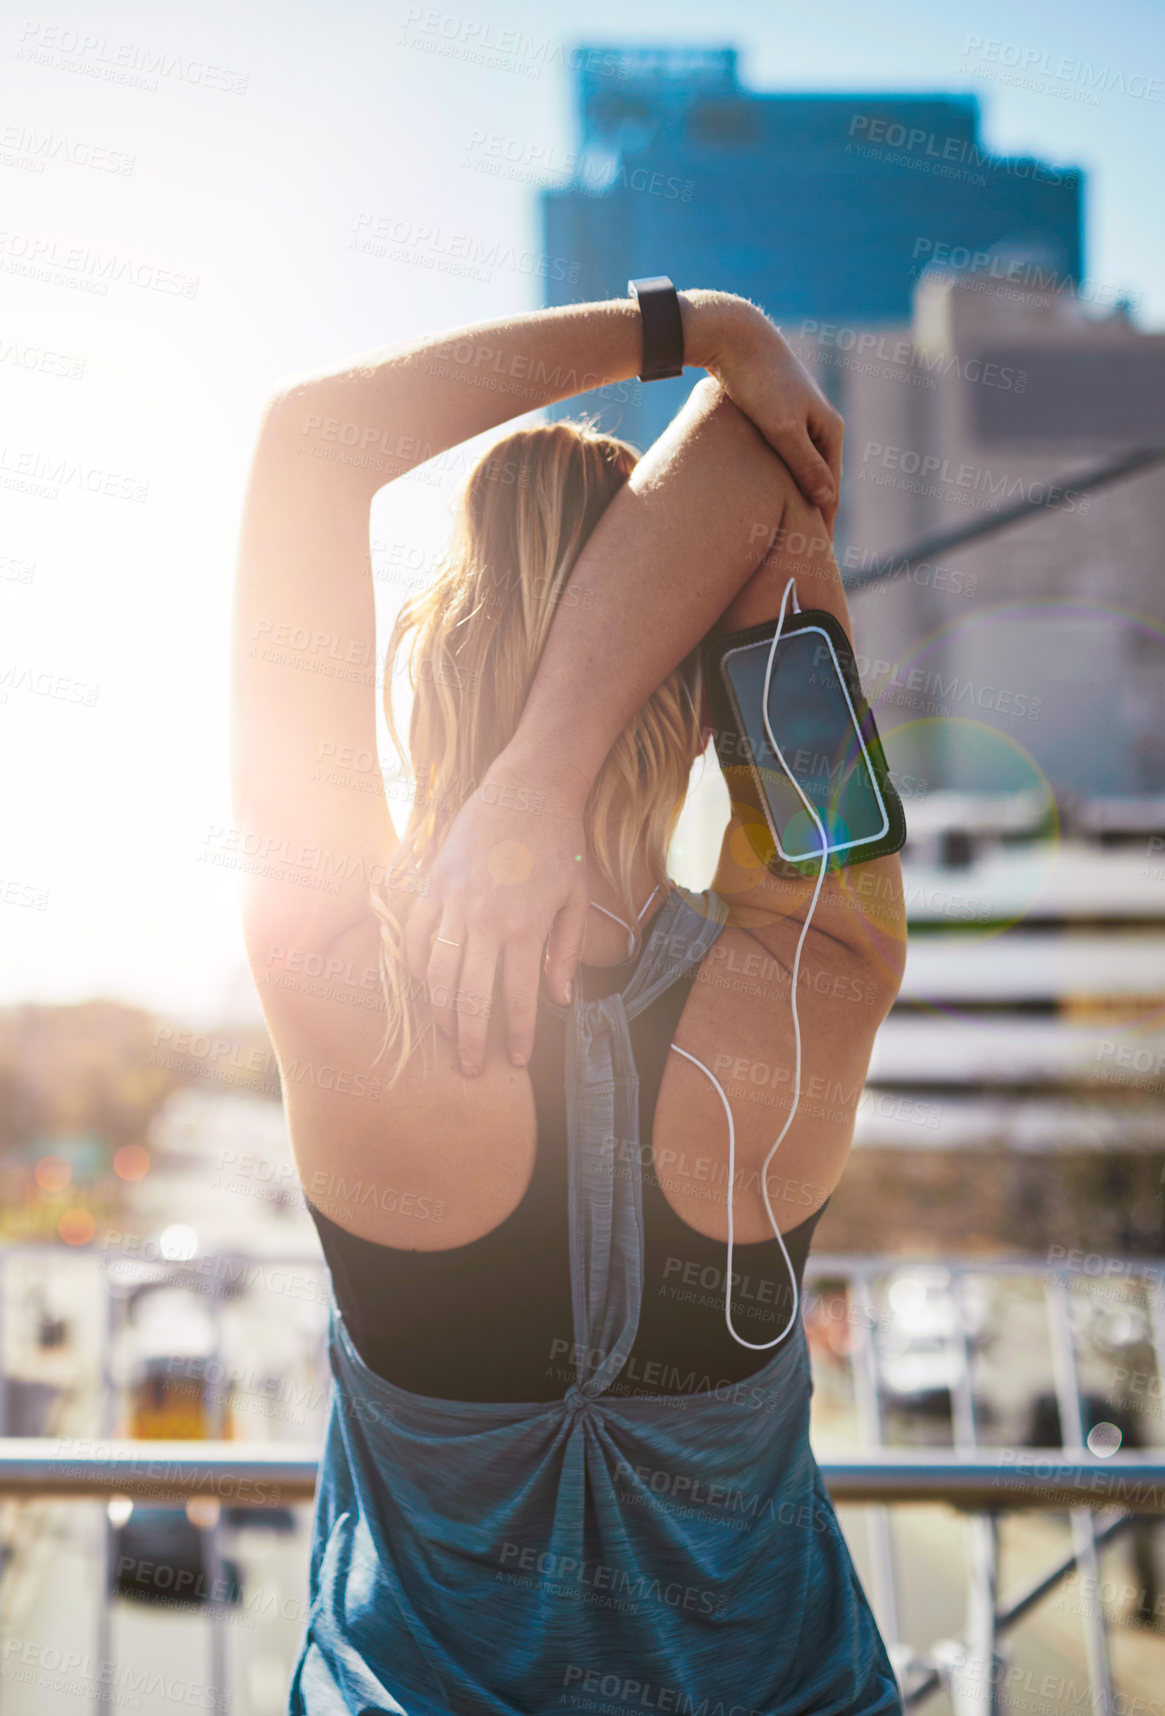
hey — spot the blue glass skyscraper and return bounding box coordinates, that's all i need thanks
[541,47,1082,452]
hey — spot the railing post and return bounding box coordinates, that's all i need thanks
[204,1286,228,1713]
[0,1248,5,1716]
[929,1269,1007,1715]
[96,1260,117,1707]
[1146,1277,1165,1450]
[951,1270,1007,1716]
[1046,1275,1116,1716]
[0,1248,8,1442]
[848,1267,905,1663]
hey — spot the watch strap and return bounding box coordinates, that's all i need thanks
[627,276,685,381]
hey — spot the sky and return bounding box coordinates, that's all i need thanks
[2,0,1162,1024]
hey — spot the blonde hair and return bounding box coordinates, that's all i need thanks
[371,420,704,1086]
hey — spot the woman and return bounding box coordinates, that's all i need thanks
[232,287,908,1714]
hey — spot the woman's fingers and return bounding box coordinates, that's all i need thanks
[716,325,842,515]
[544,883,589,1009]
[404,893,442,984]
[455,937,500,1077]
[425,909,469,1039]
[811,407,844,530]
[777,427,835,514]
[502,938,544,1068]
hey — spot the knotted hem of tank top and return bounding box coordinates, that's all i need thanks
[562,1378,608,1419]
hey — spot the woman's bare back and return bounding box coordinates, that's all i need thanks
[260,887,900,1255]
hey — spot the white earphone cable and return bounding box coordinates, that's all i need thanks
[671,576,830,1351]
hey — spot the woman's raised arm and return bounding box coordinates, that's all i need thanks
[232,290,842,1069]
[408,379,846,1075]
[264,291,840,518]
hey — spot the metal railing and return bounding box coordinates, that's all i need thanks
[810,1253,1165,1712]
[2,1249,1163,1713]
[0,1442,1161,1511]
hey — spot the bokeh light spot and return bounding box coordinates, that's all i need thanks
[1086,1421,1122,1458]
[59,1208,95,1246]
[35,1154,72,1195]
[113,1144,151,1182]
[159,1223,198,1261]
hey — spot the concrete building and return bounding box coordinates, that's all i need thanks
[821,270,1165,797]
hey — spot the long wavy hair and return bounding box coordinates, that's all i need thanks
[370,420,705,1086]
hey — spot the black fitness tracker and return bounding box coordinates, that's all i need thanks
[627,277,685,381]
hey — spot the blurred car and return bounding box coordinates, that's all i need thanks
[109,1503,242,1607]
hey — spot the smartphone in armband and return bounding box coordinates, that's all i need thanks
[702,608,907,877]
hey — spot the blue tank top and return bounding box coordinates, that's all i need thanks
[288,883,903,1716]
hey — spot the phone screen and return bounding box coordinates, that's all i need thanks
[721,625,890,863]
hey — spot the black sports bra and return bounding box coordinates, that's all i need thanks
[307,918,829,1402]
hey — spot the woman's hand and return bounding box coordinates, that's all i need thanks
[403,747,591,1076]
[685,293,844,535]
